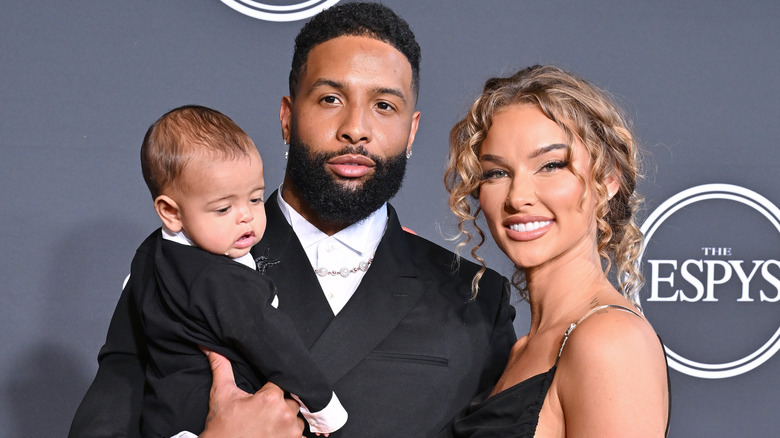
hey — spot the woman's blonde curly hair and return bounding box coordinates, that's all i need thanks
[445,65,644,306]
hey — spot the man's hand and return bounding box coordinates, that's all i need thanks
[199,349,305,438]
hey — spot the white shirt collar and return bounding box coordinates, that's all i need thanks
[276,185,388,258]
[160,228,257,270]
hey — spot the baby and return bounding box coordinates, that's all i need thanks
[129,105,346,436]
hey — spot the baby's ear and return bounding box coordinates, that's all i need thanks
[154,195,183,233]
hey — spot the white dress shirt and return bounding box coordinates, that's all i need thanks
[276,186,388,315]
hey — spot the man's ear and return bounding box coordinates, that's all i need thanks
[279,96,293,145]
[154,195,183,232]
[406,110,421,156]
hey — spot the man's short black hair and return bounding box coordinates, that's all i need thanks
[289,2,421,101]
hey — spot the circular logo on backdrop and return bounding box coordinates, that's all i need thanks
[639,184,780,379]
[219,0,341,22]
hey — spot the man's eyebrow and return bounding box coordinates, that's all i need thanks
[373,87,407,104]
[529,143,568,159]
[308,79,408,105]
[309,78,345,92]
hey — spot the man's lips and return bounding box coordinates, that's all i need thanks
[327,154,376,178]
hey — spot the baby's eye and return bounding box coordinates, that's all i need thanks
[250,197,264,205]
[480,169,508,180]
[215,206,230,214]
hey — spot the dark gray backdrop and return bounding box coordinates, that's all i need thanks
[2,1,778,436]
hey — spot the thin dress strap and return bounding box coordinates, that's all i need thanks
[556,304,643,362]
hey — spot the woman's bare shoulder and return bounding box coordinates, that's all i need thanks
[551,306,669,437]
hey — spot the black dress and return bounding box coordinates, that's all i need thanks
[441,305,671,437]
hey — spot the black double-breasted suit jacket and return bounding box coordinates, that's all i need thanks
[69,190,517,437]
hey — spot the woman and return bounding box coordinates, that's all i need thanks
[443,65,670,437]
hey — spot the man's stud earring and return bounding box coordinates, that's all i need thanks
[406,150,412,159]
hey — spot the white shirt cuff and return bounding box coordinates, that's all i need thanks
[170,432,197,438]
[292,391,348,434]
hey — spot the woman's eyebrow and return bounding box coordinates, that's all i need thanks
[529,143,568,159]
[478,153,507,165]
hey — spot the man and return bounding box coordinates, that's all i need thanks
[69,3,515,437]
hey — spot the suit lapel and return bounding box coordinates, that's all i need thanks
[251,191,334,348]
[254,195,428,383]
[309,205,428,384]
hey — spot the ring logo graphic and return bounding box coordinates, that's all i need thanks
[639,184,780,379]
[219,0,341,22]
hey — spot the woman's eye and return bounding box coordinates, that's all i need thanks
[480,169,508,180]
[540,160,569,172]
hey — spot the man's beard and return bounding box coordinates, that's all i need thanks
[285,136,408,225]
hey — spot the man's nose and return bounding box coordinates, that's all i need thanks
[338,103,371,145]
